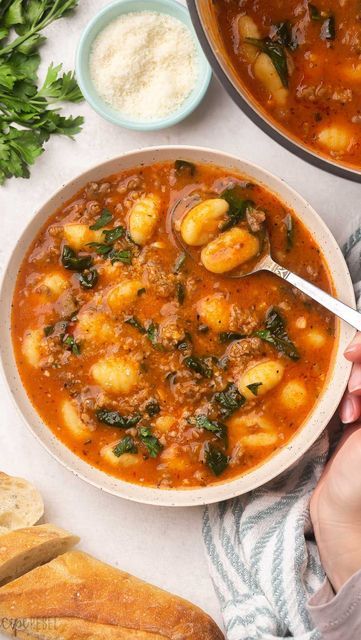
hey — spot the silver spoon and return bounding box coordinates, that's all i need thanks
[171,214,361,331]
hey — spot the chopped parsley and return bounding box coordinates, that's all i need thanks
[113,436,138,457]
[89,209,113,230]
[139,426,163,458]
[96,409,141,429]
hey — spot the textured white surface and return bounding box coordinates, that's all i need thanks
[0,0,359,634]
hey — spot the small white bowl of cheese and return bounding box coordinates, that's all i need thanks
[76,0,212,130]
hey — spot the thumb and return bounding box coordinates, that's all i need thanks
[344,332,361,362]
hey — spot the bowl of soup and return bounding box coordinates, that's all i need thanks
[187,0,361,182]
[0,146,355,506]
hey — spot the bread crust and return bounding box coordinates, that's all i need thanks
[0,551,224,640]
[0,524,79,586]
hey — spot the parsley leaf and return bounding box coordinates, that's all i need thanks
[0,1,83,183]
[190,414,227,441]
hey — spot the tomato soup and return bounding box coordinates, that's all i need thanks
[12,160,335,488]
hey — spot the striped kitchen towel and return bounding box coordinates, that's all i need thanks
[203,220,361,639]
[203,431,329,639]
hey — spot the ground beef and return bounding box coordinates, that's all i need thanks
[226,336,263,369]
[246,208,266,232]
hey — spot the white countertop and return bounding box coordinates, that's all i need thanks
[0,0,360,634]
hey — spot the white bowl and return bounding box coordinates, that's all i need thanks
[0,146,355,507]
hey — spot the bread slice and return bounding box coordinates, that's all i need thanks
[0,551,224,640]
[0,472,44,531]
[0,524,79,586]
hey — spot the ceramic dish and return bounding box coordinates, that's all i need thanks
[186,0,361,183]
[0,146,355,506]
[76,0,212,131]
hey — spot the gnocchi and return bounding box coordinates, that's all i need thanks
[22,329,43,368]
[196,294,231,331]
[37,272,68,299]
[101,443,140,467]
[75,311,114,343]
[280,380,308,410]
[107,279,144,313]
[238,15,261,63]
[318,126,352,153]
[237,360,285,400]
[180,199,229,246]
[305,330,327,348]
[253,53,288,106]
[91,356,140,394]
[201,227,260,274]
[63,224,104,250]
[129,195,160,245]
[61,400,92,440]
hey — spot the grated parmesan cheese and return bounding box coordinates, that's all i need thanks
[89,11,199,122]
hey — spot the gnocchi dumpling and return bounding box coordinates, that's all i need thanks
[75,311,114,343]
[237,359,285,400]
[91,356,140,394]
[160,444,189,471]
[230,413,278,447]
[305,329,326,348]
[196,294,231,331]
[61,399,92,440]
[101,443,140,467]
[37,272,69,299]
[180,199,229,246]
[155,415,176,433]
[253,53,289,106]
[22,329,44,368]
[201,227,260,274]
[238,15,261,63]
[280,380,308,410]
[128,195,160,245]
[318,125,352,153]
[107,279,144,313]
[63,224,104,250]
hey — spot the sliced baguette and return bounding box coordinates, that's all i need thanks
[0,551,224,640]
[0,472,44,531]
[0,524,79,586]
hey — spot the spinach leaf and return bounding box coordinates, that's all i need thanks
[190,414,227,441]
[44,324,54,337]
[275,21,297,50]
[109,248,132,265]
[283,213,294,251]
[61,245,92,272]
[145,400,160,416]
[89,209,113,230]
[245,37,289,87]
[309,3,322,20]
[214,383,246,418]
[220,185,255,231]
[96,409,141,429]
[175,160,196,176]
[124,316,146,334]
[113,435,138,457]
[102,225,126,244]
[62,334,81,356]
[321,16,335,40]
[176,281,186,304]
[246,382,263,396]
[255,306,300,360]
[139,426,163,458]
[79,269,98,289]
[173,251,187,274]
[219,331,246,343]
[137,287,146,296]
[205,443,229,476]
[184,356,213,378]
[86,242,112,255]
[146,321,163,350]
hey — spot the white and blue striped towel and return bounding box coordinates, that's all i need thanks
[203,223,361,640]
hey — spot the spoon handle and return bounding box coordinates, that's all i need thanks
[268,261,361,331]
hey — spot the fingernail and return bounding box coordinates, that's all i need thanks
[340,397,357,424]
[345,344,361,356]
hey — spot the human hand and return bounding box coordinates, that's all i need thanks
[310,425,361,592]
[339,333,361,423]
